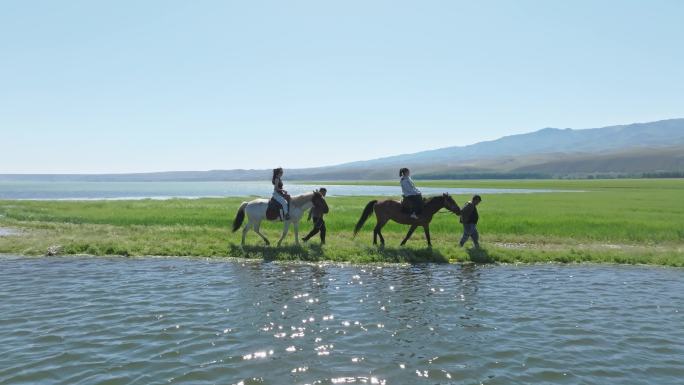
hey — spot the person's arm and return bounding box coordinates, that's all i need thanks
[400,178,411,196]
[408,177,421,194]
[460,203,473,222]
[307,208,312,221]
[321,198,329,214]
[274,177,287,195]
[401,177,420,195]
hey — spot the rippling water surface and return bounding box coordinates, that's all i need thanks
[1,257,682,385]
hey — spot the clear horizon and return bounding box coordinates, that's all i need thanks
[2,0,683,173]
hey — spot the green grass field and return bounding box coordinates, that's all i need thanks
[1,179,683,265]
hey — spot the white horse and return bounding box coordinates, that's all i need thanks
[232,191,325,246]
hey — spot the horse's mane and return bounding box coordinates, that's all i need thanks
[422,194,447,208]
[394,195,441,203]
[290,191,315,207]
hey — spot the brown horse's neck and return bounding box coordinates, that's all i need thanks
[423,196,445,216]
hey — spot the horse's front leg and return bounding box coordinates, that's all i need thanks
[253,222,270,245]
[277,221,290,247]
[400,224,418,246]
[423,225,432,247]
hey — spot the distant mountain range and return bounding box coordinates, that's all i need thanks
[3,119,683,181]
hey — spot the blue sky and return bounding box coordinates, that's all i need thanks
[1,0,683,173]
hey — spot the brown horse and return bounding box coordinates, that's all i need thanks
[353,193,461,247]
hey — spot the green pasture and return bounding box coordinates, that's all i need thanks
[0,179,682,265]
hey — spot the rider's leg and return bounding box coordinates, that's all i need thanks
[413,194,423,216]
[409,195,421,219]
[274,194,289,219]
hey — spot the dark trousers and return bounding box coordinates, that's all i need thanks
[460,223,479,247]
[303,217,326,243]
[406,194,423,215]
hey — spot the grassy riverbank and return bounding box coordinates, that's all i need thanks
[1,179,683,265]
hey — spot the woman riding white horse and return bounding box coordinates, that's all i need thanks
[271,167,290,220]
[232,190,326,246]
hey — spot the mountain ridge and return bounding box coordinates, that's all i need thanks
[332,118,684,169]
[2,118,683,181]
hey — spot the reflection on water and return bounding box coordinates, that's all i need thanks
[0,256,682,384]
[0,181,560,200]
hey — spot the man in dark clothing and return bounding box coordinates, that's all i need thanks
[459,195,482,248]
[302,188,329,244]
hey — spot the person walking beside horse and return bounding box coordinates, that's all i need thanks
[459,195,482,248]
[302,188,329,244]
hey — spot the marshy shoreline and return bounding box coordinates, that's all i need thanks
[1,179,683,266]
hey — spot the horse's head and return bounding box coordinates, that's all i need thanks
[442,193,461,214]
[312,190,327,210]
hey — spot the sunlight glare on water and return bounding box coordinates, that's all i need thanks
[0,256,682,385]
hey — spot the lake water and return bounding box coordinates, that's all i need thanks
[0,256,682,385]
[0,181,558,200]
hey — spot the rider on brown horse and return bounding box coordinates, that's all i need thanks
[400,167,422,219]
[353,192,461,247]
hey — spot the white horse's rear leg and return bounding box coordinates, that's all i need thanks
[253,221,270,245]
[241,219,251,246]
[277,221,290,247]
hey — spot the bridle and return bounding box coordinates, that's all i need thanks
[442,193,459,214]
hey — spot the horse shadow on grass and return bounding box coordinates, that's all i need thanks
[228,243,325,262]
[365,245,449,264]
[466,247,496,264]
[228,243,449,264]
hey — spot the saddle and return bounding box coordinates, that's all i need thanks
[400,195,425,216]
[266,198,283,221]
[400,196,413,215]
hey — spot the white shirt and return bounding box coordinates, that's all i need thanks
[400,176,421,196]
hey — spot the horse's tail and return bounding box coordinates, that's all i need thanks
[232,202,248,232]
[353,200,378,237]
